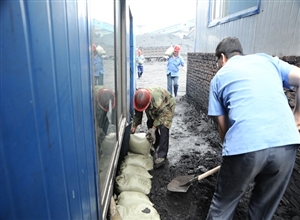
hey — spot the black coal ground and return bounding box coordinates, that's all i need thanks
[145,96,296,220]
[128,61,298,220]
[149,97,299,220]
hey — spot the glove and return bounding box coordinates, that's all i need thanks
[146,128,156,145]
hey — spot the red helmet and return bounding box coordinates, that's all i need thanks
[97,88,116,111]
[174,45,181,52]
[92,44,97,51]
[133,88,152,112]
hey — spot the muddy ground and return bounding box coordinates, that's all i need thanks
[134,60,299,220]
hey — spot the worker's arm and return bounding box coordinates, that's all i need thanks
[131,110,143,133]
[288,66,300,130]
[216,115,230,143]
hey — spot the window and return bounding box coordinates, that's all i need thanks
[90,0,117,197]
[208,0,261,27]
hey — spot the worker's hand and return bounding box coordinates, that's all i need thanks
[131,126,137,134]
[146,127,156,144]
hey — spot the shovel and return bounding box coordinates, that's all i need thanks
[167,165,221,192]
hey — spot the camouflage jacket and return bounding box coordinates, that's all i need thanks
[133,87,176,129]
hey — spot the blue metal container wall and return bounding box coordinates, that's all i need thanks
[1,1,100,219]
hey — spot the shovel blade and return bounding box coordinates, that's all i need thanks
[167,175,195,192]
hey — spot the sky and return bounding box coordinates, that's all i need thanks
[91,0,197,34]
[128,0,196,33]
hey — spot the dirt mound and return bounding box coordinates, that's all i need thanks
[136,33,194,55]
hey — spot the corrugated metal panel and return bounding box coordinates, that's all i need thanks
[1,1,99,219]
[195,0,300,56]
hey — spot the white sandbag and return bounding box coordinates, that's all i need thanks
[115,174,152,195]
[110,196,123,220]
[164,46,174,57]
[119,163,152,179]
[123,152,153,171]
[96,45,106,55]
[116,204,160,220]
[101,132,116,149]
[117,191,153,207]
[129,133,152,155]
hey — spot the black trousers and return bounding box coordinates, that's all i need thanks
[206,144,298,220]
[147,118,169,159]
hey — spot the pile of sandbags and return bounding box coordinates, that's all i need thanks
[112,133,160,220]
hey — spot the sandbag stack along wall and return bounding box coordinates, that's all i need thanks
[112,133,161,220]
[186,52,300,216]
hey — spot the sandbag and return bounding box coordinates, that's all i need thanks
[101,132,116,149]
[110,196,123,220]
[164,46,174,57]
[117,191,153,207]
[129,133,152,155]
[96,45,106,55]
[116,204,160,220]
[94,85,104,97]
[115,174,152,195]
[119,163,152,179]
[123,152,153,171]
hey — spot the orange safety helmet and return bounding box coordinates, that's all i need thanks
[173,45,181,52]
[133,88,152,112]
[92,44,97,51]
[97,88,116,112]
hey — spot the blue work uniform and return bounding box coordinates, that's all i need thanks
[136,55,145,78]
[166,55,185,96]
[207,53,300,220]
[94,54,105,85]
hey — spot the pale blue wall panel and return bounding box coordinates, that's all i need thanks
[195,0,300,55]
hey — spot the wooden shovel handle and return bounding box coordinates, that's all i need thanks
[197,165,221,181]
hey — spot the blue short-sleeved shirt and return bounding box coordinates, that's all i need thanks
[94,54,104,76]
[166,55,185,77]
[208,53,300,156]
[136,55,145,66]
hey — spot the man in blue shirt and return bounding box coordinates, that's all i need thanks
[166,45,185,97]
[93,44,105,85]
[206,37,300,220]
[136,49,145,79]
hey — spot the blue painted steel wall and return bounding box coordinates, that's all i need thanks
[1,1,100,219]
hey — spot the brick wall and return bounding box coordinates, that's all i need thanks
[186,52,300,215]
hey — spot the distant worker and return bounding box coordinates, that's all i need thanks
[136,49,145,78]
[93,44,105,85]
[166,45,185,97]
[131,87,175,168]
[206,37,300,219]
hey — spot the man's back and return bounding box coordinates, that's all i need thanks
[208,53,299,155]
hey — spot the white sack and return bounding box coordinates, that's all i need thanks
[119,163,152,179]
[164,46,174,57]
[117,191,153,207]
[123,152,153,171]
[129,133,152,155]
[115,174,152,195]
[116,204,160,220]
[96,45,106,55]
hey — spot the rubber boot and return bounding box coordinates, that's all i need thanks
[174,85,178,97]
